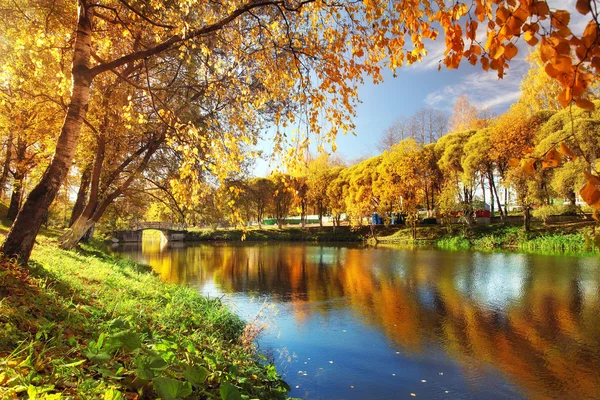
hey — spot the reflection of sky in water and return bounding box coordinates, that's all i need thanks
[114,242,600,400]
[455,252,527,311]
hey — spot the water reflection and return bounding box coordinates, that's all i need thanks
[117,240,600,399]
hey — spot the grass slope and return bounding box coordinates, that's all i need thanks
[0,232,289,399]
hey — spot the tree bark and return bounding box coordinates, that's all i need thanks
[0,130,14,200]
[6,137,27,221]
[69,163,92,226]
[524,206,531,232]
[6,177,23,221]
[1,1,94,263]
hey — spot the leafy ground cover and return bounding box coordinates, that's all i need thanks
[0,229,289,399]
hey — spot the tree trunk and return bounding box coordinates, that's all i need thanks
[490,170,504,219]
[567,189,576,206]
[6,176,23,221]
[488,173,495,218]
[69,163,92,226]
[318,201,323,228]
[0,130,14,200]
[60,134,160,249]
[524,206,531,232]
[1,2,94,263]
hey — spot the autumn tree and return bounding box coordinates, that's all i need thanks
[325,166,346,227]
[306,153,338,227]
[247,178,275,229]
[269,173,294,229]
[519,48,564,114]
[345,156,381,227]
[461,128,504,218]
[436,129,477,222]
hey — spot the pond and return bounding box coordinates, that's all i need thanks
[114,239,600,399]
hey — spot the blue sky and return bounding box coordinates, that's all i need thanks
[252,0,586,176]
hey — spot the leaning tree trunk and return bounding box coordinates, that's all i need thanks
[1,2,93,263]
[69,163,92,226]
[60,135,160,249]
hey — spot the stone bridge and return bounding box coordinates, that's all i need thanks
[114,221,188,243]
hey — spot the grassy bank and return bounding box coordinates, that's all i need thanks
[0,231,289,399]
[373,221,599,254]
[186,226,369,242]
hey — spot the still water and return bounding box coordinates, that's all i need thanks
[115,239,600,399]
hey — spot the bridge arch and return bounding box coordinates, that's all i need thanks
[114,222,188,243]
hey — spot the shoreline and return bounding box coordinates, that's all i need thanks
[0,231,289,399]
[153,221,598,255]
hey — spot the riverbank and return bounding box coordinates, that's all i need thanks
[185,225,371,242]
[0,228,289,399]
[184,221,598,254]
[372,220,598,254]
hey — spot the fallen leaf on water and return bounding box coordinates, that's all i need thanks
[421,380,426,383]
[350,386,355,389]
[411,394,416,397]
[329,361,333,364]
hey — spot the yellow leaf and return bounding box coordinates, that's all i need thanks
[508,158,520,168]
[558,142,576,160]
[524,30,538,46]
[579,182,600,207]
[542,148,562,168]
[521,159,536,175]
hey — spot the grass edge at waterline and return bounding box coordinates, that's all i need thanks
[0,233,289,399]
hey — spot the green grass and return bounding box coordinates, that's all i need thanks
[375,221,599,254]
[0,234,289,399]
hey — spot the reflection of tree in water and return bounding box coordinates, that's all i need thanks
[126,241,600,399]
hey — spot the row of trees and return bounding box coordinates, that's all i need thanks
[191,50,600,235]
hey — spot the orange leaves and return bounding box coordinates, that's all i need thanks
[521,159,536,175]
[557,142,576,160]
[542,148,562,168]
[579,182,600,208]
[576,0,592,15]
[551,10,571,37]
[576,98,595,110]
[584,171,600,186]
[504,43,518,60]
